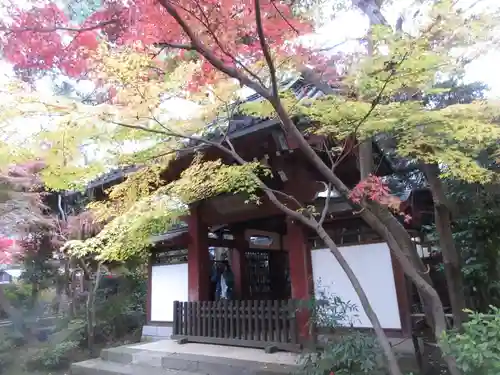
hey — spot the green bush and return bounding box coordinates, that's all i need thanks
[0,267,147,373]
[441,306,500,375]
[301,331,385,375]
[92,270,146,344]
[3,283,32,309]
[24,340,79,371]
[0,332,14,373]
[299,287,385,375]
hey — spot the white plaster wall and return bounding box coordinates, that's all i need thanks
[151,263,188,322]
[311,243,401,329]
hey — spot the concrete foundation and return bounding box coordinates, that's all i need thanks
[72,332,418,375]
[141,324,173,341]
[71,340,299,375]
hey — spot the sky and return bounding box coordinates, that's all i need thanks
[308,0,500,97]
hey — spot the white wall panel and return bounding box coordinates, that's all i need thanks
[311,243,401,329]
[151,263,188,322]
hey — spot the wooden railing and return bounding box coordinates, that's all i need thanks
[172,300,300,351]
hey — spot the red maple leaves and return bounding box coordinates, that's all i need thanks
[0,0,314,87]
[0,4,102,77]
[349,174,412,223]
[0,238,16,264]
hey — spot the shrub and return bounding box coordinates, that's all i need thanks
[301,330,385,375]
[299,288,385,375]
[0,331,14,373]
[92,270,146,344]
[24,340,79,371]
[441,306,500,375]
[3,283,32,309]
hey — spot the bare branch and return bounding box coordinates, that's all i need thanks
[270,0,299,35]
[111,121,171,136]
[255,0,279,98]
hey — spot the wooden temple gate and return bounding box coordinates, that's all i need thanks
[172,299,300,351]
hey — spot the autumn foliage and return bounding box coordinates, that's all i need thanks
[0,237,17,264]
[349,174,411,223]
[0,161,52,264]
[0,0,314,85]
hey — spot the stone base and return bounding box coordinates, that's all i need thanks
[71,341,298,375]
[141,324,173,342]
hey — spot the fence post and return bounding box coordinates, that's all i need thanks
[288,299,298,344]
[173,301,179,335]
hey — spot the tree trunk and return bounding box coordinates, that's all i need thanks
[422,163,467,328]
[81,261,101,355]
[359,141,373,178]
[359,205,461,375]
[357,1,376,181]
[272,99,461,375]
[316,225,403,375]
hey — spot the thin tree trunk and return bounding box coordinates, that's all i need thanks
[317,225,403,375]
[220,136,404,375]
[272,101,461,375]
[359,142,373,178]
[86,264,102,355]
[422,163,467,327]
[358,205,461,375]
[358,7,375,180]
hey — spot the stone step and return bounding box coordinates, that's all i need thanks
[98,346,297,375]
[70,358,196,375]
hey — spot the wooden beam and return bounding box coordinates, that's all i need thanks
[187,205,211,301]
[285,219,313,341]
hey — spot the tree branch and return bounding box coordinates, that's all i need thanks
[154,42,196,51]
[168,0,267,88]
[111,116,312,225]
[157,0,272,99]
[255,0,279,98]
[319,182,332,225]
[0,19,117,34]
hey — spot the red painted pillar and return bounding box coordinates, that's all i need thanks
[230,231,248,300]
[187,205,210,301]
[285,218,313,341]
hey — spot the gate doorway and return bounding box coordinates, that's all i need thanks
[244,249,290,300]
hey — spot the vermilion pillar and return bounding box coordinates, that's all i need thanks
[230,230,247,300]
[187,205,210,301]
[285,218,314,341]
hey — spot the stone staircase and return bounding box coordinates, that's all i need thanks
[71,341,299,375]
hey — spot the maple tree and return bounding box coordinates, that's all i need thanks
[0,0,317,85]
[0,160,51,236]
[0,160,55,337]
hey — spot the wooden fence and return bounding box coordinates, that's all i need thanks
[172,300,300,351]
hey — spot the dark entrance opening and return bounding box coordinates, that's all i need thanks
[244,249,290,300]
